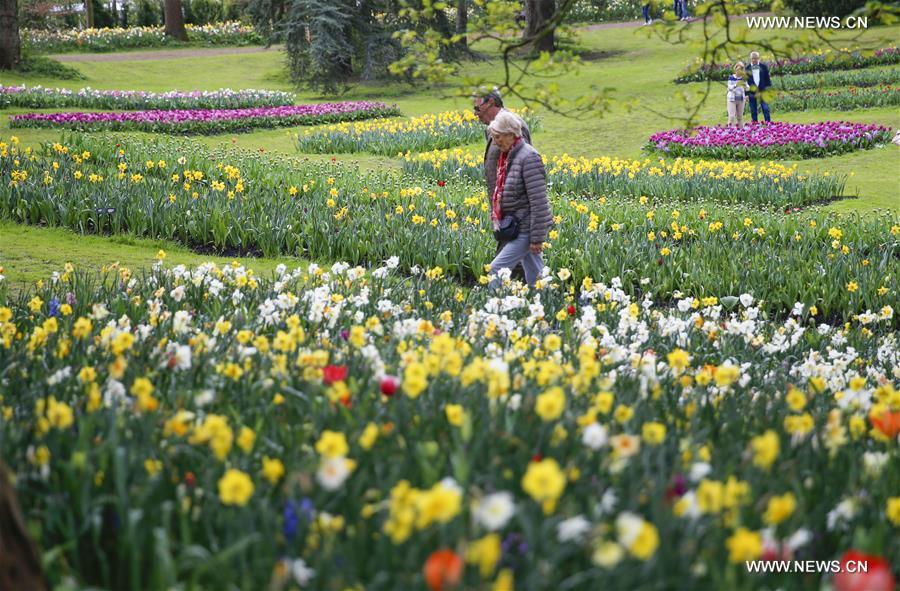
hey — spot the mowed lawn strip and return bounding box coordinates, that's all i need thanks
[0,220,306,295]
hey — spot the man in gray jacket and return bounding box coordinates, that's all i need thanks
[473,89,532,196]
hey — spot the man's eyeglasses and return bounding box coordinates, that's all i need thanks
[473,100,489,114]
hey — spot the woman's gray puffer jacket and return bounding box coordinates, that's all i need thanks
[496,141,552,244]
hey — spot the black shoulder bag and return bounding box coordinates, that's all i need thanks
[493,214,520,242]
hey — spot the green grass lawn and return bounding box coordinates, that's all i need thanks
[0,221,306,294]
[1,20,898,286]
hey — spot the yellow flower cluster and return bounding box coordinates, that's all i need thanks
[218,468,254,506]
[521,458,566,513]
[408,148,805,183]
[383,479,462,543]
[301,110,481,138]
[189,414,234,460]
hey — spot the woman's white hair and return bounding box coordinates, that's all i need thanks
[488,110,523,138]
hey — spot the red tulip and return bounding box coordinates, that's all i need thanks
[423,549,463,591]
[664,474,687,503]
[322,364,348,385]
[834,550,895,591]
[437,180,446,187]
[567,305,576,316]
[869,408,900,439]
[380,375,399,397]
[759,538,793,562]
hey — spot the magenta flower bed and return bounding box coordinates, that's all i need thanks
[9,102,401,134]
[646,121,893,159]
[0,85,296,110]
[674,46,899,83]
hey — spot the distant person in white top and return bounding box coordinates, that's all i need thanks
[727,62,748,126]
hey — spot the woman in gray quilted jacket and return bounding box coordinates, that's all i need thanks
[487,111,552,289]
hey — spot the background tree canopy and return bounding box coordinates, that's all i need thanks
[247,0,465,93]
[779,0,866,18]
[2,0,897,112]
[242,0,897,118]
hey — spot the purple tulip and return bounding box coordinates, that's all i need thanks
[283,501,299,540]
[1,84,296,110]
[679,46,899,82]
[501,532,529,556]
[647,121,892,158]
[9,101,399,133]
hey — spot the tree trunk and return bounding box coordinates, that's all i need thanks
[455,0,467,50]
[525,0,556,53]
[0,464,48,591]
[164,0,188,40]
[0,0,20,70]
[85,0,95,28]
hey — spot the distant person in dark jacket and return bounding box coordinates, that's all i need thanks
[747,51,772,123]
[487,111,552,289]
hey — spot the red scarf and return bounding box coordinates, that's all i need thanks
[491,137,520,229]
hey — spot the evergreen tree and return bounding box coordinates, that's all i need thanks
[250,0,458,93]
[284,0,356,93]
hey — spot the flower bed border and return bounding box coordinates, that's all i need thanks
[9,103,401,135]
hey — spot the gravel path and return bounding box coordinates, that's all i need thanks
[51,45,282,62]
